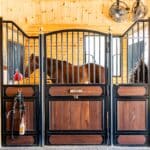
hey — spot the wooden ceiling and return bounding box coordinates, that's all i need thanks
[0,0,149,35]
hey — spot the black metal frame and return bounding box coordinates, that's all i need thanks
[1,17,150,147]
[45,84,108,145]
[44,29,111,145]
[0,19,41,146]
[113,19,150,146]
[113,84,149,146]
[1,85,40,147]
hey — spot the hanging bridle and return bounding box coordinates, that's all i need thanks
[7,88,26,139]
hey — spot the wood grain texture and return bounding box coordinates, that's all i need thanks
[117,101,146,130]
[49,135,103,144]
[6,136,35,145]
[5,87,34,97]
[118,86,147,96]
[49,86,103,96]
[118,135,146,145]
[6,101,34,131]
[50,100,102,130]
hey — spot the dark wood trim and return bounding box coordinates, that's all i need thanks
[49,86,103,96]
[117,135,146,145]
[5,87,34,97]
[49,135,103,144]
[6,136,35,145]
[117,86,147,96]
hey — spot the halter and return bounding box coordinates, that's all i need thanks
[7,88,25,139]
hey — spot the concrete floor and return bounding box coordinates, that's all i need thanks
[0,146,150,150]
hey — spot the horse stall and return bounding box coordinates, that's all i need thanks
[43,30,110,145]
[0,18,40,146]
[1,16,150,147]
[113,19,150,146]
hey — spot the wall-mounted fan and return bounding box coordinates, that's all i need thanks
[109,0,130,22]
[132,0,147,21]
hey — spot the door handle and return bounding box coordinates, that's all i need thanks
[69,89,83,94]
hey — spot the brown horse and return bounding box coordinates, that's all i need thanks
[129,59,148,83]
[25,54,105,84]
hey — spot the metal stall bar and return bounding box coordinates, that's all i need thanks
[88,32,90,83]
[93,34,96,83]
[82,32,85,83]
[22,34,25,84]
[61,32,63,84]
[17,29,19,84]
[72,32,74,83]
[126,33,129,84]
[56,33,58,84]
[131,27,134,83]
[148,18,150,140]
[99,34,101,83]
[66,32,69,83]
[108,33,112,145]
[11,23,14,84]
[6,23,8,84]
[77,32,79,83]
[50,35,53,81]
[39,34,46,146]
[137,22,140,83]
[143,22,145,83]
[0,17,3,147]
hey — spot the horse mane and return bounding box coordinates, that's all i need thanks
[129,59,148,83]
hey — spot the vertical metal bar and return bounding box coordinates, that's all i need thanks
[22,35,25,84]
[108,33,113,145]
[12,23,14,84]
[148,19,150,83]
[137,22,140,83]
[50,35,53,80]
[39,34,45,146]
[66,32,69,83]
[28,39,30,84]
[88,32,90,83]
[61,32,63,84]
[116,38,118,84]
[82,32,85,82]
[120,37,123,84]
[56,33,58,83]
[148,18,150,140]
[77,32,79,83]
[115,38,117,84]
[132,28,134,83]
[6,23,8,84]
[0,17,3,146]
[93,34,96,83]
[143,22,145,83]
[99,34,101,83]
[34,39,36,84]
[72,32,74,83]
[126,34,129,84]
[17,29,19,85]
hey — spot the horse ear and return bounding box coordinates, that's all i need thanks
[30,53,35,61]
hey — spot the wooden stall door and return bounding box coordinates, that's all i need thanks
[46,85,106,145]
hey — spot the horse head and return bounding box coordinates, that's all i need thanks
[25,54,39,77]
[129,59,148,83]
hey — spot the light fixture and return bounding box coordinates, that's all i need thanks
[109,0,148,22]
[109,0,130,22]
[132,0,147,21]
